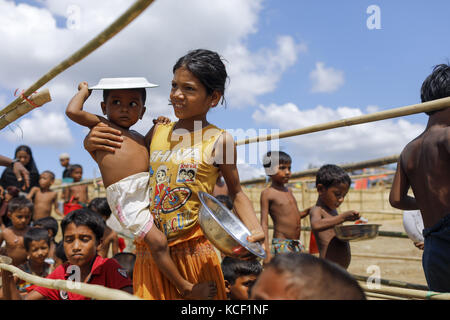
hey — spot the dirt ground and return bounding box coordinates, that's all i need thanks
[346,218,427,287]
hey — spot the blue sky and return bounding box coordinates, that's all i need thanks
[1,0,449,181]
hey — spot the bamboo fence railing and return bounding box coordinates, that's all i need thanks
[0,0,156,129]
[236,96,450,146]
[240,154,399,185]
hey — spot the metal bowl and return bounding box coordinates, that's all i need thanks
[198,192,266,260]
[334,224,381,241]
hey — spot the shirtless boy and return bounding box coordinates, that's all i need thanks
[27,171,62,221]
[260,151,309,264]
[63,164,89,206]
[309,164,360,269]
[389,64,450,292]
[0,196,33,266]
[65,79,215,299]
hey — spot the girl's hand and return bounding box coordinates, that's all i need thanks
[83,122,123,154]
[152,116,171,125]
[247,229,265,243]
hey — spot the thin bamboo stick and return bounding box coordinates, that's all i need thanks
[51,177,103,191]
[352,273,428,291]
[351,253,422,262]
[358,282,450,300]
[298,226,409,238]
[0,259,140,300]
[236,96,450,146]
[0,89,51,130]
[0,0,156,119]
[365,292,409,300]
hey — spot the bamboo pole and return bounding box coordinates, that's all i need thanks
[0,0,156,120]
[365,292,409,300]
[358,281,450,300]
[51,177,103,191]
[236,96,450,146]
[0,257,141,300]
[352,273,428,291]
[240,154,399,185]
[0,89,52,130]
[298,226,409,238]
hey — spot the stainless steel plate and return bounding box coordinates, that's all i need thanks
[198,192,266,259]
[335,224,381,241]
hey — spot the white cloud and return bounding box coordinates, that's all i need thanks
[252,102,425,168]
[1,110,74,147]
[226,36,306,106]
[310,62,345,93]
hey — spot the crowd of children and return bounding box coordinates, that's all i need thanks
[1,50,449,300]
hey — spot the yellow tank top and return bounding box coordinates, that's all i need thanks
[148,122,224,244]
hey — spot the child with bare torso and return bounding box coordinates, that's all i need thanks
[27,171,62,221]
[65,79,215,299]
[310,164,360,269]
[63,165,89,206]
[0,196,33,266]
[389,64,450,292]
[260,151,309,264]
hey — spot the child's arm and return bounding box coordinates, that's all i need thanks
[215,132,264,244]
[63,186,70,203]
[52,193,63,217]
[111,233,119,256]
[389,157,418,210]
[26,187,38,200]
[310,207,360,232]
[300,207,311,219]
[259,190,272,264]
[66,81,103,128]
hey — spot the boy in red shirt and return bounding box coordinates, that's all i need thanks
[2,208,133,300]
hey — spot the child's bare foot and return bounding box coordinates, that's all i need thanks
[180,281,217,300]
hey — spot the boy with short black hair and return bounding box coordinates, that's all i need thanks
[33,216,59,264]
[16,227,52,293]
[65,79,214,299]
[0,196,33,266]
[63,164,89,209]
[389,63,450,292]
[27,170,62,221]
[221,256,262,300]
[250,252,366,300]
[309,164,360,269]
[2,208,133,300]
[260,151,309,265]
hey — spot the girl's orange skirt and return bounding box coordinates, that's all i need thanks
[133,236,227,300]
